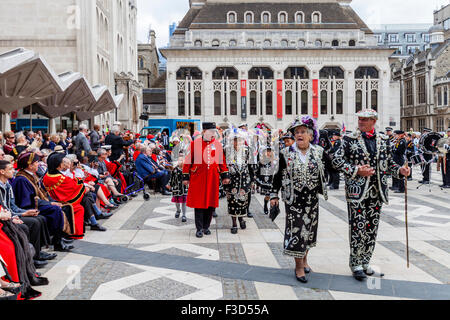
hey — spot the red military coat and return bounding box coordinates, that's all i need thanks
[183,138,229,209]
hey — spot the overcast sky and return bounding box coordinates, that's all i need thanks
[137,0,450,48]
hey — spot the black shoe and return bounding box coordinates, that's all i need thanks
[1,283,22,295]
[329,186,339,190]
[389,187,398,191]
[161,190,171,196]
[91,224,107,232]
[363,268,385,277]
[212,211,218,218]
[304,267,312,274]
[54,241,74,252]
[203,229,211,235]
[181,216,187,223]
[295,271,308,283]
[33,260,48,269]
[394,190,405,194]
[407,177,413,181]
[175,212,180,219]
[443,185,450,189]
[418,180,430,184]
[264,207,269,215]
[239,219,247,230]
[62,238,74,244]
[353,270,367,281]
[247,212,254,218]
[37,252,57,261]
[231,227,238,234]
[21,287,42,300]
[30,276,49,286]
[196,230,203,238]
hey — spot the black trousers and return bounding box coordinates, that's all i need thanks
[194,207,214,231]
[442,157,450,186]
[421,154,433,182]
[329,171,340,189]
[81,193,97,222]
[19,215,51,259]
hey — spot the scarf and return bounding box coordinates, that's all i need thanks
[362,128,376,139]
[15,170,49,201]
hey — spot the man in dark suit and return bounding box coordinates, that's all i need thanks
[105,126,133,161]
[328,130,342,190]
[419,128,433,184]
[135,146,170,195]
[392,130,407,193]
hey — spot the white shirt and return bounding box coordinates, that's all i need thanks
[293,143,311,164]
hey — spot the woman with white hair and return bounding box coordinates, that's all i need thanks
[270,116,334,283]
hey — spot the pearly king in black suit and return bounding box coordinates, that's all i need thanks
[332,128,403,274]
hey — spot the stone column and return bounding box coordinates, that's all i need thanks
[49,118,56,134]
[3,113,11,132]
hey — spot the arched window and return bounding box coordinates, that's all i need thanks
[320,67,345,79]
[264,39,272,47]
[281,39,288,47]
[213,67,238,80]
[214,91,221,116]
[228,12,236,24]
[371,90,378,111]
[315,40,322,47]
[320,90,328,114]
[262,12,270,24]
[312,12,321,23]
[229,39,237,47]
[285,90,293,115]
[284,67,309,79]
[230,91,238,115]
[248,67,274,79]
[336,90,343,114]
[176,67,202,80]
[178,91,185,116]
[332,40,339,47]
[138,56,144,69]
[266,91,273,115]
[194,91,201,116]
[212,39,220,47]
[247,39,254,47]
[301,91,308,114]
[349,40,356,47]
[356,90,363,113]
[355,67,379,79]
[295,12,304,23]
[298,40,305,47]
[250,91,257,115]
[245,12,254,24]
[279,12,287,24]
[194,40,202,47]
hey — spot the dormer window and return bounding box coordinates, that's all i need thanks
[262,12,270,24]
[194,40,202,47]
[281,39,288,47]
[312,12,321,24]
[245,12,254,24]
[228,12,236,24]
[264,39,272,47]
[315,40,322,47]
[212,39,220,47]
[279,12,288,24]
[229,39,237,47]
[349,40,356,47]
[295,12,304,23]
[332,40,339,47]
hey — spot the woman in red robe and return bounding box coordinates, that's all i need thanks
[42,154,86,239]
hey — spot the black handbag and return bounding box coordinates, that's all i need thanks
[269,203,280,221]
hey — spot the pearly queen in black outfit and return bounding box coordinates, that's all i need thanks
[332,109,407,281]
[224,130,255,233]
[271,117,333,265]
[255,146,276,215]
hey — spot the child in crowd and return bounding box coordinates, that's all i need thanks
[167,153,188,223]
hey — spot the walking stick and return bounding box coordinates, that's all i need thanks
[404,162,410,268]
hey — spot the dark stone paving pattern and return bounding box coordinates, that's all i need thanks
[120,277,198,300]
[72,241,450,300]
[426,240,450,253]
[380,241,450,284]
[120,200,160,230]
[55,257,144,300]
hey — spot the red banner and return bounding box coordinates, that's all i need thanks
[277,79,283,119]
[11,110,18,119]
[241,80,247,97]
[312,79,319,119]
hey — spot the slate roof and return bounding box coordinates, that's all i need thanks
[174,2,372,35]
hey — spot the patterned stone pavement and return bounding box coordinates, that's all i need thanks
[36,167,450,300]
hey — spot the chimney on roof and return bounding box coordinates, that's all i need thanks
[149,30,156,47]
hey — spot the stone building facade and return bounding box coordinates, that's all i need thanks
[0,0,143,132]
[393,7,450,132]
[160,0,400,132]
[138,30,160,89]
